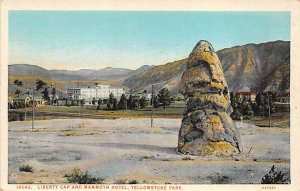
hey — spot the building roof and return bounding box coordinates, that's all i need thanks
[235,91,257,95]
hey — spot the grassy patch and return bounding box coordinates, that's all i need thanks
[14,101,186,120]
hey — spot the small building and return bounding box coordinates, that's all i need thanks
[234,91,257,102]
[12,94,31,105]
[281,91,290,103]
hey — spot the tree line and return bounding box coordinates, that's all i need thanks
[230,92,279,120]
[93,88,172,111]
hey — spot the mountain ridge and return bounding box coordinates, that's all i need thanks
[9,40,290,95]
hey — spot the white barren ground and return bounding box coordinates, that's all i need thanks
[8,118,290,184]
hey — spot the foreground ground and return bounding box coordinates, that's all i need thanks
[8,118,290,184]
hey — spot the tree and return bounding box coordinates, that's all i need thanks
[151,95,160,108]
[36,79,46,90]
[127,95,133,109]
[107,102,111,110]
[51,87,56,100]
[80,99,85,106]
[15,90,21,96]
[41,87,50,101]
[131,98,139,110]
[13,80,23,86]
[241,97,254,118]
[106,93,115,110]
[97,98,102,110]
[118,94,127,110]
[139,96,148,109]
[230,92,242,120]
[255,92,265,116]
[112,98,118,110]
[109,92,115,105]
[157,88,171,109]
[92,97,96,105]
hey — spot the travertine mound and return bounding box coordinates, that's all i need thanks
[178,40,242,156]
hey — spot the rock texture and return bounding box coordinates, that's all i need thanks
[178,40,242,156]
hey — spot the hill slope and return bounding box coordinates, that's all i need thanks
[123,40,290,94]
[9,41,290,95]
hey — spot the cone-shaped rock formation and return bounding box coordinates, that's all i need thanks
[178,40,242,156]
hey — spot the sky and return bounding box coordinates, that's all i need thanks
[9,11,290,70]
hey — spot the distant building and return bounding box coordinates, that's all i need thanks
[11,93,47,107]
[126,93,152,101]
[234,91,257,102]
[67,85,124,101]
[281,91,290,103]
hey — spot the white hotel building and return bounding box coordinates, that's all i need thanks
[67,85,124,100]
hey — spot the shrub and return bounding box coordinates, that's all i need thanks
[19,164,33,172]
[64,168,104,184]
[261,165,289,184]
[128,179,139,184]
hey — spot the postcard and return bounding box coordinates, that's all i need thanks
[1,0,300,191]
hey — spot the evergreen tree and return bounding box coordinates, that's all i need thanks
[41,87,50,101]
[118,93,127,110]
[131,98,139,110]
[241,97,254,117]
[97,98,102,110]
[230,92,242,120]
[264,92,276,115]
[109,92,114,105]
[107,102,111,110]
[51,87,56,99]
[127,95,133,109]
[112,98,118,110]
[13,80,23,86]
[92,97,96,105]
[255,92,265,116]
[36,79,46,90]
[139,96,148,109]
[157,88,171,109]
[15,90,21,96]
[13,79,19,85]
[151,95,160,108]
[106,93,116,110]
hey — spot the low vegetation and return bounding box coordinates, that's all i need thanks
[128,179,139,184]
[261,165,290,184]
[181,156,194,161]
[64,168,104,184]
[19,164,33,172]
